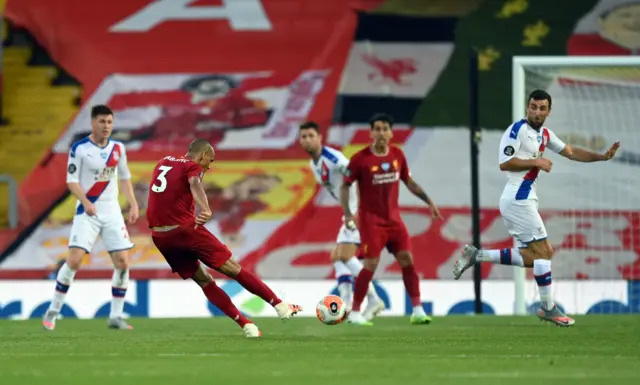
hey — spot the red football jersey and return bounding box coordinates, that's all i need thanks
[147,156,203,228]
[344,145,410,224]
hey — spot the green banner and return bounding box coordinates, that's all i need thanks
[412,0,598,129]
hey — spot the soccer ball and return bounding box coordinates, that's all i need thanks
[316,295,347,325]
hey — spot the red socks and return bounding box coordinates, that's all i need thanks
[402,264,421,307]
[352,268,374,312]
[235,269,282,306]
[202,282,250,327]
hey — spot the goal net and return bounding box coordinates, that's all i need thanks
[511,56,640,315]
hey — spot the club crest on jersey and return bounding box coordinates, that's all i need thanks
[100,152,107,159]
[392,160,398,169]
[381,162,390,171]
[537,136,542,143]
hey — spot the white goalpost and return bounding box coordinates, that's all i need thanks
[511,56,640,315]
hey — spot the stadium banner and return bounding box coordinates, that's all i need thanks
[2,128,639,280]
[0,0,363,242]
[1,280,638,319]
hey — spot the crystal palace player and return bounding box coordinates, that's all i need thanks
[298,121,384,319]
[43,105,139,331]
[453,90,620,326]
[147,139,302,338]
[341,113,443,326]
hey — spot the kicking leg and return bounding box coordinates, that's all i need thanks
[43,247,83,331]
[396,250,431,325]
[108,250,133,330]
[192,263,260,338]
[217,260,302,320]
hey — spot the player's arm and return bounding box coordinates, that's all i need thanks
[340,157,358,228]
[187,165,212,227]
[554,130,620,162]
[66,147,94,215]
[116,145,139,222]
[498,129,545,171]
[398,149,442,220]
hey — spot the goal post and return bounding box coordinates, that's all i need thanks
[511,56,640,316]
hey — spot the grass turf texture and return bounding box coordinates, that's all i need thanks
[1,316,638,385]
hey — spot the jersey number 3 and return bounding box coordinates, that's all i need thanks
[151,166,173,193]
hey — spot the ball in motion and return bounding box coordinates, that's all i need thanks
[316,295,347,325]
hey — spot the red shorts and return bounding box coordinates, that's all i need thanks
[359,220,411,258]
[151,225,232,279]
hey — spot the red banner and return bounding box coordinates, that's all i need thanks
[1,0,380,245]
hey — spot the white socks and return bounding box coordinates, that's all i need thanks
[110,268,130,319]
[533,259,554,311]
[48,263,130,318]
[344,257,380,301]
[50,262,77,312]
[335,261,353,303]
[477,248,525,267]
[335,257,382,304]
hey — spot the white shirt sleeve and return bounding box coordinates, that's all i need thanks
[117,144,132,180]
[66,146,82,184]
[335,151,350,176]
[546,128,566,154]
[498,127,522,164]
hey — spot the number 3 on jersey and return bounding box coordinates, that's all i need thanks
[152,166,173,193]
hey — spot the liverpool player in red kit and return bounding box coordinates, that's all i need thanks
[341,114,443,326]
[147,139,302,337]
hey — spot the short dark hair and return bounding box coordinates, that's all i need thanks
[299,120,320,133]
[369,113,394,130]
[91,105,113,119]
[528,90,552,109]
[188,138,212,154]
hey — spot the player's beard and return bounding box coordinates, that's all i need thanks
[527,117,544,130]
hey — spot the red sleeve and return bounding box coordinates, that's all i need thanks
[186,162,202,181]
[343,154,360,185]
[398,148,411,183]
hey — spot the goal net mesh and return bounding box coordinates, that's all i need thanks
[519,63,640,313]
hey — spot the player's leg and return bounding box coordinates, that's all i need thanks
[151,232,260,337]
[335,225,382,312]
[454,200,532,279]
[43,214,99,330]
[330,247,354,307]
[529,238,574,326]
[102,215,135,330]
[347,226,383,325]
[217,259,302,320]
[193,227,302,319]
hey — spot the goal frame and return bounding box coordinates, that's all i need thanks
[511,55,640,315]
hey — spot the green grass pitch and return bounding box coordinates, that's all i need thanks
[1,315,638,385]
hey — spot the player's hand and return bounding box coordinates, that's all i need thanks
[128,205,139,224]
[428,204,443,221]
[195,210,212,229]
[602,141,620,161]
[343,215,358,231]
[84,202,97,216]
[534,158,552,173]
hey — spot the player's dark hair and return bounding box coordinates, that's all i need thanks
[188,138,213,154]
[299,121,320,133]
[369,113,394,130]
[528,90,552,109]
[91,104,113,119]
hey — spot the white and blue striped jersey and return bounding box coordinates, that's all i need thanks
[66,137,132,215]
[499,119,565,201]
[310,146,358,214]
